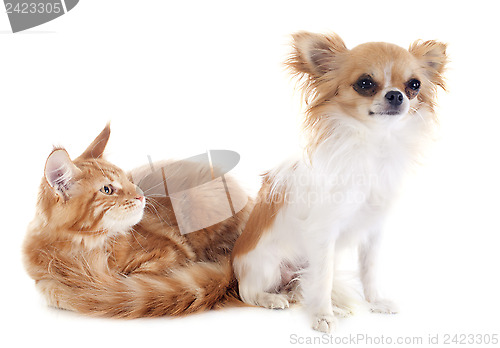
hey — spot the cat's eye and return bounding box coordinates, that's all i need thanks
[100,185,114,195]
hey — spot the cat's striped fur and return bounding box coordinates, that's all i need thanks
[23,125,251,317]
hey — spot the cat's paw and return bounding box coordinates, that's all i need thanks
[312,313,337,333]
[255,292,290,309]
[369,299,399,314]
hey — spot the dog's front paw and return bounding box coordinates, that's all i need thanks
[369,299,399,314]
[332,305,353,318]
[312,313,337,333]
[255,292,290,309]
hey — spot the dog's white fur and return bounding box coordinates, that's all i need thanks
[232,32,447,333]
[235,112,430,331]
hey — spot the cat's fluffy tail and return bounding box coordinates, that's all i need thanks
[43,258,245,318]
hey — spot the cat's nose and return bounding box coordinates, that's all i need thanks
[136,196,144,203]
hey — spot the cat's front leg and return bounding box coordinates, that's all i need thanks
[358,233,398,314]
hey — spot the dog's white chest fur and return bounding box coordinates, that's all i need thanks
[282,116,421,238]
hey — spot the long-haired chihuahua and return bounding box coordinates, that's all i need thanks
[232,31,447,333]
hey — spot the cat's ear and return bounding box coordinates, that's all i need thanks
[77,123,111,160]
[44,149,81,197]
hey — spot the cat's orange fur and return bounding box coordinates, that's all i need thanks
[23,125,251,318]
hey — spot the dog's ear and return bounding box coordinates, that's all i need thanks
[288,31,348,78]
[409,40,448,89]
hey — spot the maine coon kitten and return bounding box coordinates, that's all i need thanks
[23,125,251,317]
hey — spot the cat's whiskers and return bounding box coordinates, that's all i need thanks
[129,227,147,252]
[141,181,168,195]
[146,197,172,211]
[24,123,252,317]
[145,200,173,227]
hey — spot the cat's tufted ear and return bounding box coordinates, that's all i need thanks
[45,149,81,198]
[77,123,111,160]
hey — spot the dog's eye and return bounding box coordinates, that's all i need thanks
[357,78,375,89]
[405,79,421,99]
[353,75,378,96]
[407,79,421,90]
[100,185,114,195]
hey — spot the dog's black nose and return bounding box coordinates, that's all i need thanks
[385,91,404,106]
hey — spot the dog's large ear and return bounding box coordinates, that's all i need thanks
[76,123,111,160]
[409,40,448,89]
[288,31,348,78]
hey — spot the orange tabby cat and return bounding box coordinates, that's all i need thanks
[23,125,251,317]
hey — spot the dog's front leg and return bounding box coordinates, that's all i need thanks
[359,232,398,314]
[301,230,338,333]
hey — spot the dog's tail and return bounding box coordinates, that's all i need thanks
[331,272,363,316]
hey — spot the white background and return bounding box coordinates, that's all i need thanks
[1,1,499,347]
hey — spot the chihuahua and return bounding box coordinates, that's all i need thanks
[232,32,447,333]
